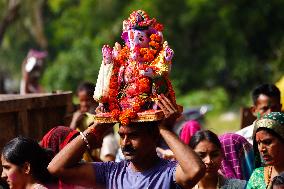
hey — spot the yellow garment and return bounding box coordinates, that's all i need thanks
[76,112,95,131]
[76,113,100,162]
[276,76,284,111]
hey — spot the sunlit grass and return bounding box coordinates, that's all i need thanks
[203,111,240,135]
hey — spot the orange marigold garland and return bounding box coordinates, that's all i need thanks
[165,76,177,106]
[108,56,122,120]
[139,33,162,62]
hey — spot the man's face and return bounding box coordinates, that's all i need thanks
[118,124,157,162]
[252,94,282,117]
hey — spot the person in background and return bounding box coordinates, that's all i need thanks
[20,49,47,94]
[99,126,119,162]
[219,133,254,181]
[1,137,56,189]
[69,82,98,130]
[236,84,282,144]
[40,126,94,189]
[69,82,118,162]
[271,172,284,189]
[41,126,79,155]
[189,130,247,189]
[48,94,206,189]
[247,112,284,189]
[180,120,202,144]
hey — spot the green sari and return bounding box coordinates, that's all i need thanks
[246,167,267,189]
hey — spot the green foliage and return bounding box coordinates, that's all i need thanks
[177,87,229,112]
[173,0,284,98]
[0,0,283,104]
[42,36,99,91]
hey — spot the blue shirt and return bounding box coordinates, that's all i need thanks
[93,158,182,189]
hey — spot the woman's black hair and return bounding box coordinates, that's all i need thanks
[271,172,284,186]
[189,130,222,150]
[2,136,55,184]
[0,178,9,189]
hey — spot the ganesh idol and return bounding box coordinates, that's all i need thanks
[93,10,178,125]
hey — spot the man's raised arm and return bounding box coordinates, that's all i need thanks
[157,94,205,189]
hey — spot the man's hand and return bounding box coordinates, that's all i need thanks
[84,122,114,148]
[157,94,205,188]
[157,94,180,129]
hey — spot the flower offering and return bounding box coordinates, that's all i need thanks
[94,10,179,125]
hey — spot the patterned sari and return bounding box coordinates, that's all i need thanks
[219,133,254,181]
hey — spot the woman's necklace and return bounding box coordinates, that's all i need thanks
[195,175,220,189]
[265,166,273,189]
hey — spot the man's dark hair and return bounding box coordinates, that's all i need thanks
[76,82,95,97]
[252,84,281,105]
[272,172,284,186]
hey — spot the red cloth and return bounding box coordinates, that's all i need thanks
[41,126,79,189]
[180,120,201,145]
[41,126,79,154]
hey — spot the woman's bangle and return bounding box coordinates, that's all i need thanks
[80,132,91,150]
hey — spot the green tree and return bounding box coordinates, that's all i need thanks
[1,0,283,107]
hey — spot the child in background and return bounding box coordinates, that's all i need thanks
[69,82,118,162]
[70,82,97,130]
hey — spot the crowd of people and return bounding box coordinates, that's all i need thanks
[1,83,284,189]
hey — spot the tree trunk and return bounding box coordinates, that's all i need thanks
[0,0,21,46]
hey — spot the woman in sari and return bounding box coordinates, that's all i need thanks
[40,126,94,189]
[219,133,254,181]
[247,112,284,189]
[190,130,246,189]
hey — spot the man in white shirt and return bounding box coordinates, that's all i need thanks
[236,84,282,144]
[100,131,119,161]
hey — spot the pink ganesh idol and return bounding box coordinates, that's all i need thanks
[93,10,180,125]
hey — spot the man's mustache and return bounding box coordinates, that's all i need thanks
[121,145,136,153]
